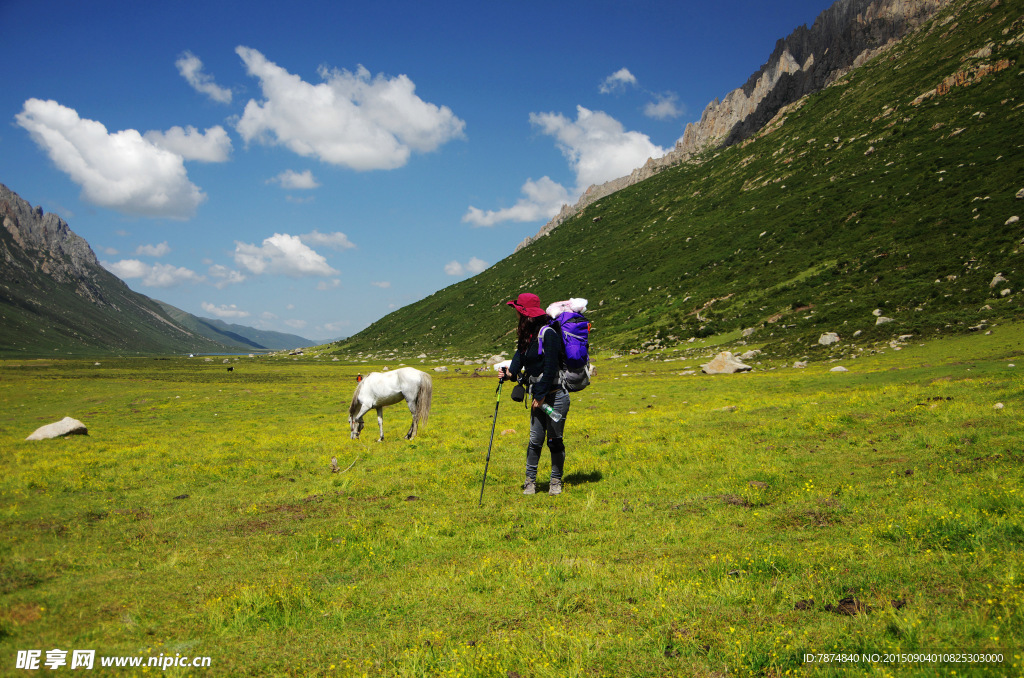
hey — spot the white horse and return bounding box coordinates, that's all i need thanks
[348,367,432,441]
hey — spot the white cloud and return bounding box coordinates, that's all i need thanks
[201,302,250,319]
[176,51,232,104]
[285,319,308,329]
[316,279,341,290]
[135,242,171,257]
[530,105,667,192]
[233,232,339,277]
[103,259,204,287]
[16,99,206,219]
[371,281,390,289]
[444,257,488,276]
[599,68,637,94]
[100,246,119,256]
[144,125,232,162]
[269,169,320,189]
[300,229,355,250]
[644,93,684,120]
[234,46,466,170]
[208,264,247,288]
[465,106,666,227]
[463,176,570,227]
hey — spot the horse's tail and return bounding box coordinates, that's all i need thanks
[349,381,363,418]
[415,373,432,427]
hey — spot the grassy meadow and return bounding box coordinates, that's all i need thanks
[1,328,1022,676]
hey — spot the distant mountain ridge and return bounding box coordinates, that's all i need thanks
[154,301,315,351]
[0,183,314,355]
[517,0,951,251]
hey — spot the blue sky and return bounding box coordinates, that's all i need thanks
[1,0,833,341]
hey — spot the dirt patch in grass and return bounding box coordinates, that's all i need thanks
[0,603,43,626]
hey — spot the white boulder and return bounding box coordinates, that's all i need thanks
[701,352,753,375]
[26,417,88,441]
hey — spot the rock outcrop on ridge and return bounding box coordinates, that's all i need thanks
[516,0,950,252]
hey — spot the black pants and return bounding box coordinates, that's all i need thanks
[526,389,570,481]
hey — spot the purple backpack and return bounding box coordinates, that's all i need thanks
[539,312,591,392]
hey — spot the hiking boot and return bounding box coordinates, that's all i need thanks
[549,478,563,496]
[522,479,536,495]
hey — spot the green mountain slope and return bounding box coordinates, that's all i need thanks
[331,0,1023,360]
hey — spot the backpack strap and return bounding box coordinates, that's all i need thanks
[538,322,568,374]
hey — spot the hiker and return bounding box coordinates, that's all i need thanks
[499,292,570,496]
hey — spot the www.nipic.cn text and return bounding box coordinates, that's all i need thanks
[15,649,212,670]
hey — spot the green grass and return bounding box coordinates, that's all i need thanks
[2,328,1022,676]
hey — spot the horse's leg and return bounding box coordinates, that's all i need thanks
[405,395,418,439]
[376,406,385,442]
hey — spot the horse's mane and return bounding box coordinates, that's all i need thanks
[348,380,364,417]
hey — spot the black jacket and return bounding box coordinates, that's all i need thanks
[508,327,561,397]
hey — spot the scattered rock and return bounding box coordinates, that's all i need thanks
[994,403,1004,410]
[26,417,88,441]
[701,352,753,374]
[433,366,448,372]
[793,361,808,368]
[990,272,1008,288]
[830,366,849,373]
[818,332,841,345]
[738,349,761,360]
[741,327,756,337]
[872,309,883,316]
[853,330,862,337]
[876,316,894,325]
[1006,216,1020,225]
[1016,188,1024,199]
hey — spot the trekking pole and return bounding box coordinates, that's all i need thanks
[479,376,505,506]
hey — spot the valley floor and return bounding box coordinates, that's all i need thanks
[1,326,1021,676]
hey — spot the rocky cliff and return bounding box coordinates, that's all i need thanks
[0,183,226,355]
[1,183,316,355]
[516,0,950,251]
[1,183,113,307]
